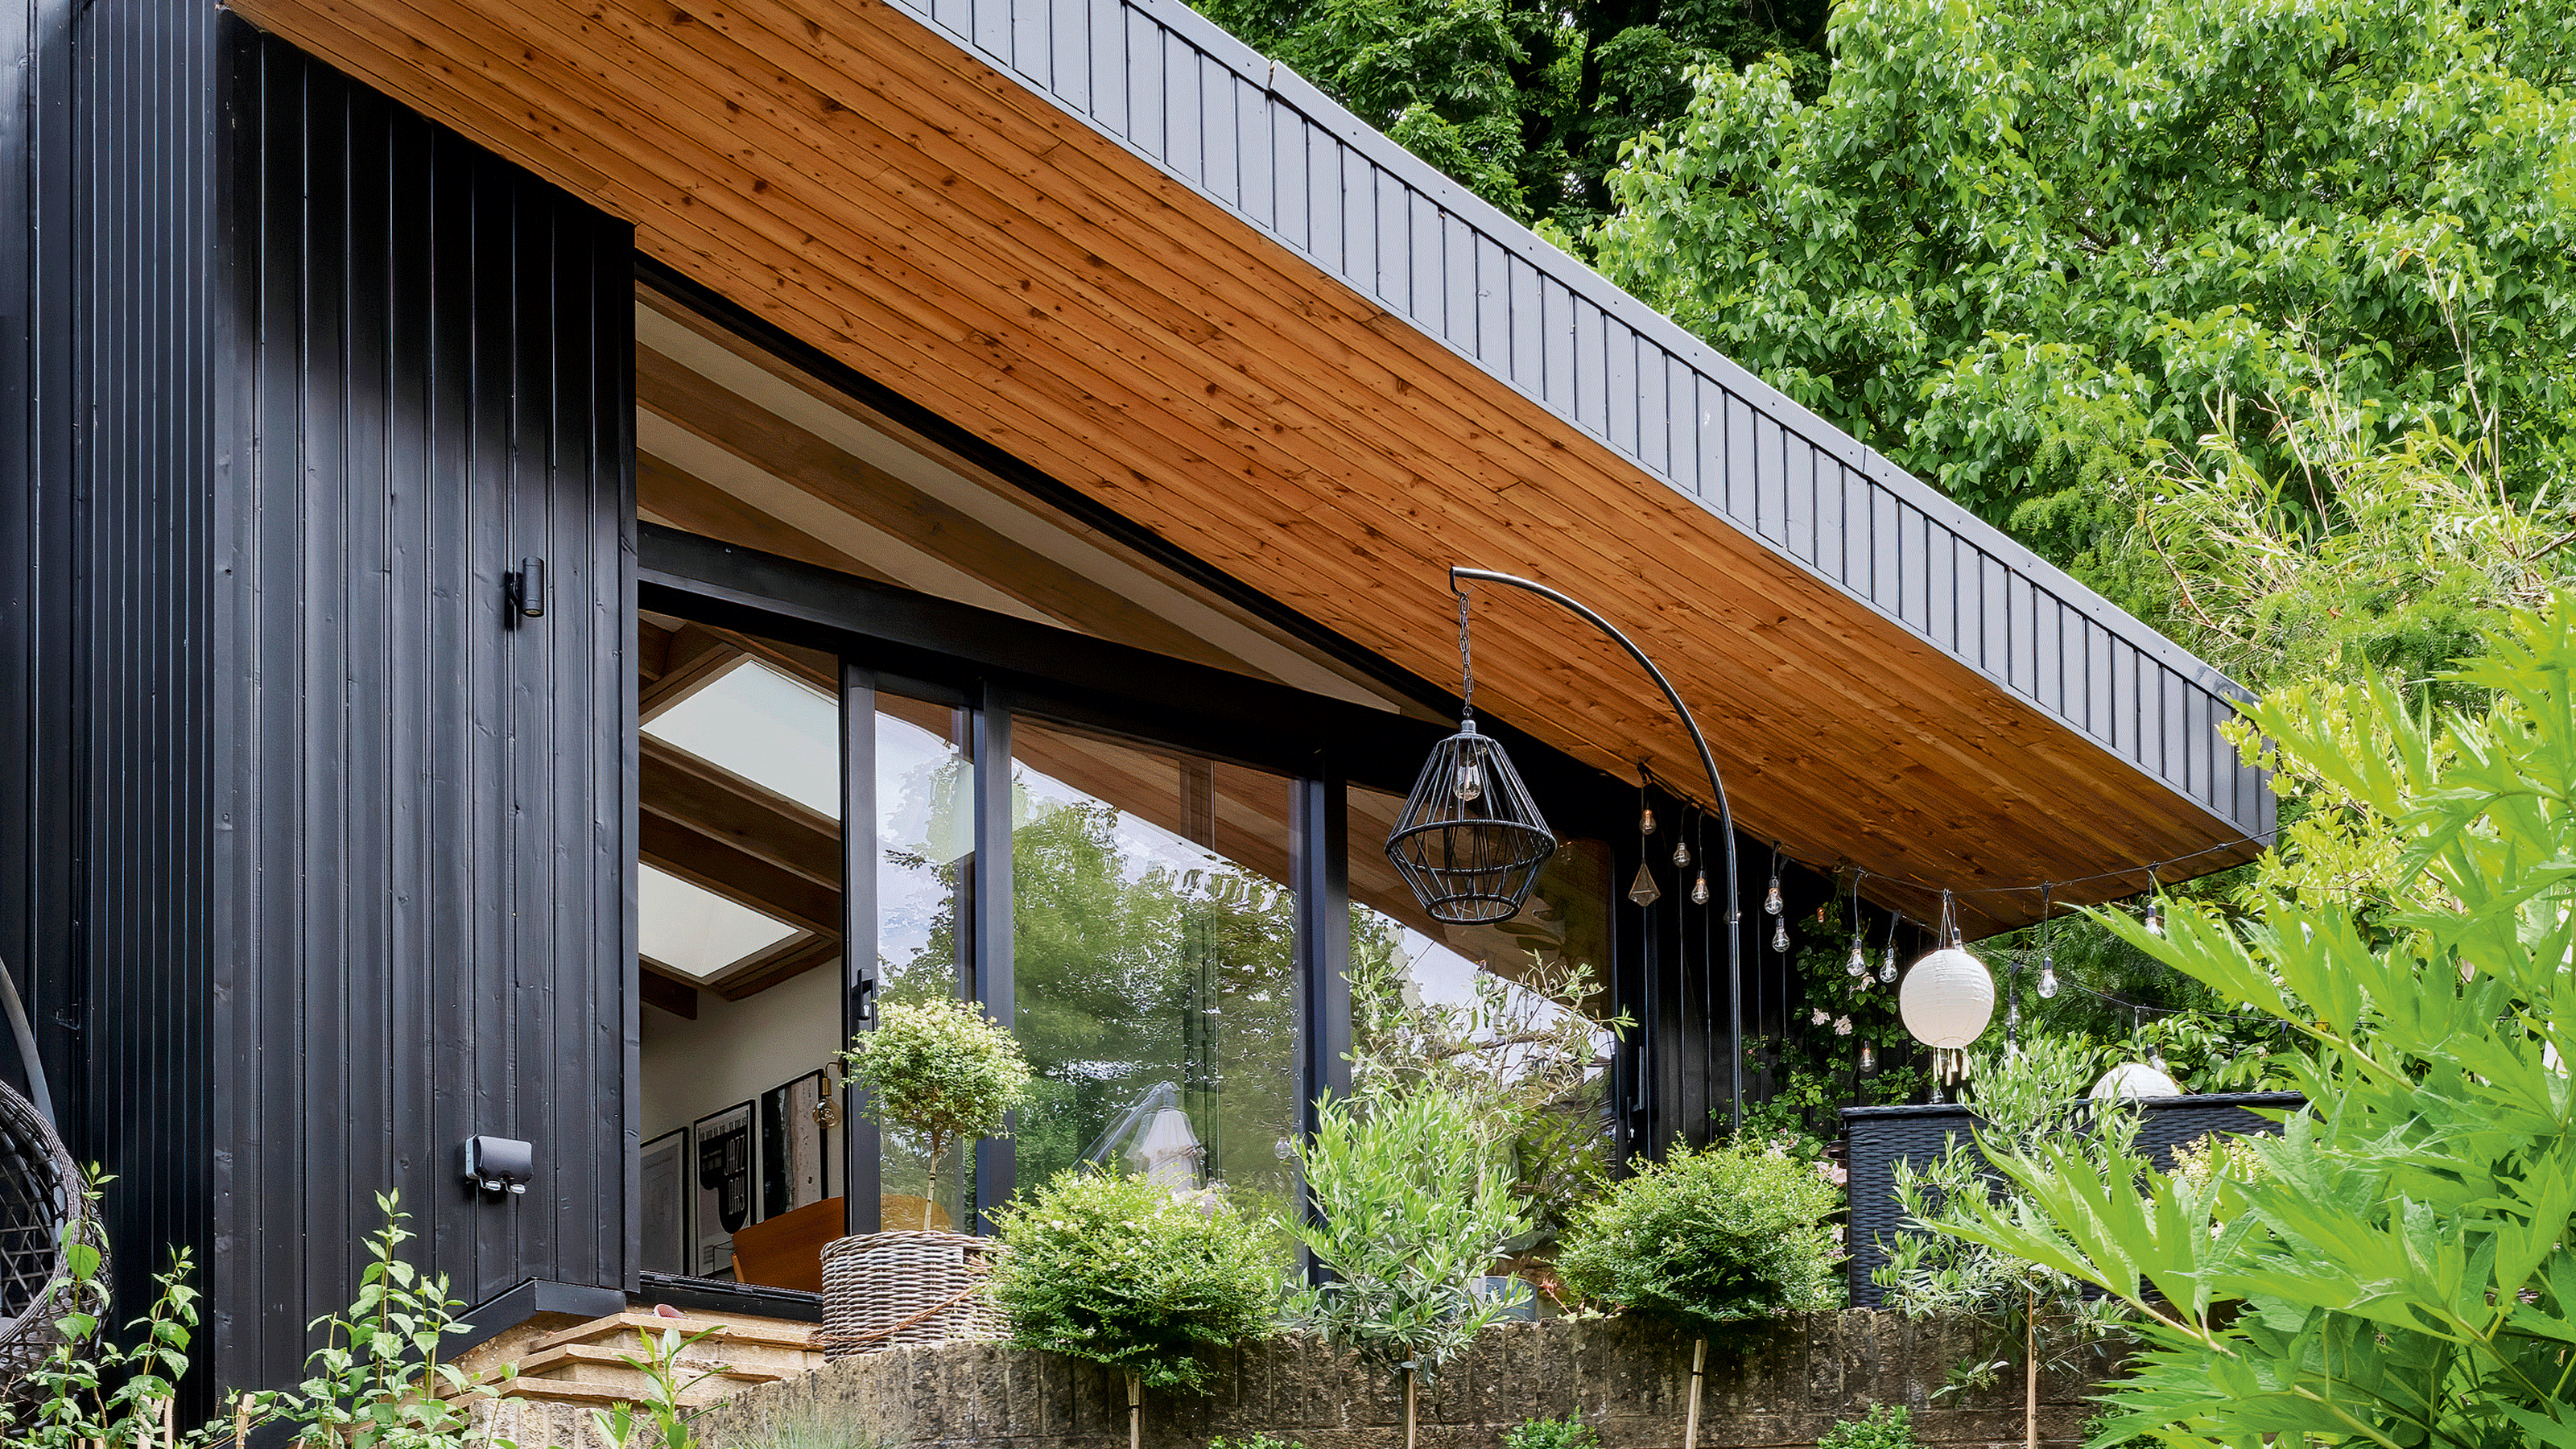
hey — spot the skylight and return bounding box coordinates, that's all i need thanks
[638,861,803,980]
[642,657,840,818]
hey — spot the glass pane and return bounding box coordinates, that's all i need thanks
[634,621,847,1285]
[643,656,842,819]
[638,861,805,980]
[1009,718,1302,1216]
[870,691,976,1229]
[1346,782,1616,1099]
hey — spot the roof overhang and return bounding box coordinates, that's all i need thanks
[229,0,2269,931]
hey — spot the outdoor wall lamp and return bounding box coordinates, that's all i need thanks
[505,557,547,621]
[463,1134,535,1196]
[1385,566,1748,1134]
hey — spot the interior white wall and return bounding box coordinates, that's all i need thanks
[640,960,845,1141]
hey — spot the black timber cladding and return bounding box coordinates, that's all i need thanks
[0,0,218,1399]
[213,19,638,1391]
[871,0,2270,843]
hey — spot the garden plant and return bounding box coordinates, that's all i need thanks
[988,1170,1281,1449]
[840,997,1032,1229]
[1935,596,2576,1445]
[1292,1087,1532,1449]
[1555,1141,1840,1449]
[1818,1402,1921,1449]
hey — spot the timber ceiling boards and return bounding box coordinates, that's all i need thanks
[237,0,2268,931]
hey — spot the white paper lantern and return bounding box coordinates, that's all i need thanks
[2090,1062,2186,1100]
[1899,947,1994,1084]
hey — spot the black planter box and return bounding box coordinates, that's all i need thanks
[1839,1092,2306,1306]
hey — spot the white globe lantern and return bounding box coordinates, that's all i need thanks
[1898,947,1994,1085]
[2091,1061,2186,1099]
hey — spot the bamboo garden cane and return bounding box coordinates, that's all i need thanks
[1684,1336,1707,1449]
[1127,1370,1142,1449]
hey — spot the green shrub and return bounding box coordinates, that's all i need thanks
[1290,1088,1532,1383]
[1500,1415,1599,1449]
[1207,1437,1305,1449]
[1554,1141,1841,1331]
[1817,1403,1918,1449]
[988,1170,1282,1393]
[842,997,1031,1212]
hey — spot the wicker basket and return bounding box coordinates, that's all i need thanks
[0,1079,102,1398]
[814,1229,1005,1359]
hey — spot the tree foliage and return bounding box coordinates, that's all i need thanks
[1592,0,2576,578]
[1191,0,1831,238]
[1554,1140,1843,1332]
[989,1170,1283,1393]
[1934,595,2576,1447]
[841,997,1032,1212]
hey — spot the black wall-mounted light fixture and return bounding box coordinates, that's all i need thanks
[1386,566,1748,1133]
[463,1134,535,1196]
[505,557,547,621]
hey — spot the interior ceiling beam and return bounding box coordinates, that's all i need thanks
[713,932,845,1001]
[639,736,840,886]
[641,448,904,588]
[640,812,840,937]
[638,343,1261,677]
[238,0,2260,931]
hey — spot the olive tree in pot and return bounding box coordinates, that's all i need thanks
[1555,1142,1843,1449]
[1292,1088,1534,1449]
[989,1171,1282,1449]
[840,997,1031,1230]
[827,998,1032,1352]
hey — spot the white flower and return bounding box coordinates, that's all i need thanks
[1833,1015,1853,1036]
[1810,1008,1830,1026]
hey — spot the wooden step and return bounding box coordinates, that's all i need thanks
[511,1341,789,1386]
[527,1310,820,1356]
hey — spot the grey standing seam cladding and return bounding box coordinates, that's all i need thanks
[886,0,2268,841]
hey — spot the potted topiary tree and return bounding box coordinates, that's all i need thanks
[1554,1142,1843,1449]
[988,1170,1281,1449]
[1292,1088,1533,1449]
[819,997,1032,1355]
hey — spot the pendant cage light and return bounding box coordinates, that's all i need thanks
[1385,588,1558,925]
[1386,720,1558,925]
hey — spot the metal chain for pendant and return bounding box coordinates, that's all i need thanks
[1454,587,1475,719]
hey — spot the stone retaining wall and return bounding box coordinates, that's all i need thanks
[688,1314,2115,1449]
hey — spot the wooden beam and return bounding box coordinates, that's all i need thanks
[640,812,840,937]
[640,448,903,588]
[715,932,845,1001]
[638,343,1259,675]
[641,625,743,718]
[639,968,700,1020]
[639,736,840,886]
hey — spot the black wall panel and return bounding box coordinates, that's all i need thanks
[212,20,637,1393]
[0,0,220,1393]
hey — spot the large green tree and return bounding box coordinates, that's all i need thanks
[1191,0,1832,237]
[1591,0,2576,589]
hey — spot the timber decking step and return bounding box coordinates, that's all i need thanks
[447,1307,829,1410]
[526,1309,821,1356]
[510,1340,791,1385]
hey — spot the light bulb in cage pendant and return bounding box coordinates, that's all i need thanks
[1846,938,1868,977]
[1771,920,1790,953]
[1451,755,1484,804]
[1879,944,1898,984]
[1673,839,1690,869]
[1690,871,1711,906]
[1763,877,1784,916]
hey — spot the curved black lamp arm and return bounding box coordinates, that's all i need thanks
[1449,567,1745,1136]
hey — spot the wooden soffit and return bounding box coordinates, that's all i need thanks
[229,0,2268,931]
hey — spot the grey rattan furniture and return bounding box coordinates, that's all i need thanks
[1841,1091,2304,1306]
[0,1077,99,1394]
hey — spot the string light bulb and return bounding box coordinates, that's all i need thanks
[1764,878,1783,916]
[1859,1042,1876,1073]
[1879,943,1897,984]
[1847,936,1867,977]
[1640,806,1656,836]
[2038,959,2059,998]
[1772,920,1790,953]
[1673,839,1690,869]
[1691,871,1711,906]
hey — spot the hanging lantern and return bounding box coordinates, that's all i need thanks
[1627,860,1662,908]
[1386,720,1558,925]
[1899,946,1995,1087]
[2090,1061,2185,1099]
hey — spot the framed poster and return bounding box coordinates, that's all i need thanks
[759,1070,834,1219]
[639,1129,689,1277]
[692,1101,755,1278]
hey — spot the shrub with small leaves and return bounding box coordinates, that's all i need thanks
[1555,1141,1841,1331]
[989,1170,1282,1393]
[843,997,1031,1208]
[1818,1403,1918,1449]
[1208,1436,1306,1449]
[1501,1415,1600,1449]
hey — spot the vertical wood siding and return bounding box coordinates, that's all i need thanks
[0,0,219,1413]
[873,0,2270,843]
[213,21,637,1393]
